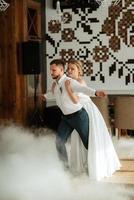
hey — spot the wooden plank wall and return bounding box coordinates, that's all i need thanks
[0,0,42,125]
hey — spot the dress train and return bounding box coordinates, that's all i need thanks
[69,95,121,181]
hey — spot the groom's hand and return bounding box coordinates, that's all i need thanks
[40,94,46,101]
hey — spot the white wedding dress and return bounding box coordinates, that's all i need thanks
[69,93,121,181]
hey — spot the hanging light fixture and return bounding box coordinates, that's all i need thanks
[56,1,62,16]
[0,0,9,11]
[56,1,68,23]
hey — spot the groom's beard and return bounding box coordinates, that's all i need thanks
[52,75,60,80]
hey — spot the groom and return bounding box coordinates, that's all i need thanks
[43,59,106,167]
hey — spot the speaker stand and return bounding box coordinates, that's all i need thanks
[28,75,44,128]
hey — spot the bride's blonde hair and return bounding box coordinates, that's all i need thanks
[68,59,83,77]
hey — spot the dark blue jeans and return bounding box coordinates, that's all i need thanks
[56,107,89,165]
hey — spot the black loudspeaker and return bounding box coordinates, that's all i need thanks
[21,41,41,74]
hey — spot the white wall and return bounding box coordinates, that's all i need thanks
[45,0,134,94]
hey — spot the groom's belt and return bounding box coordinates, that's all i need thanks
[63,108,84,118]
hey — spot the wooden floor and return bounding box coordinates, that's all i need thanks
[101,158,134,199]
[101,136,134,186]
[102,159,134,185]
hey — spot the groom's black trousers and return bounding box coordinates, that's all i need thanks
[56,107,89,164]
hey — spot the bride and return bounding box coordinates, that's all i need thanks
[65,59,121,181]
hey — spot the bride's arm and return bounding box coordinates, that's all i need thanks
[65,80,79,104]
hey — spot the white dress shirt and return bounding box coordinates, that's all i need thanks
[45,74,96,115]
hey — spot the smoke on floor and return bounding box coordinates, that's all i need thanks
[0,125,133,200]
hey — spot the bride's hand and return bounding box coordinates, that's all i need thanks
[95,90,107,97]
[65,80,71,91]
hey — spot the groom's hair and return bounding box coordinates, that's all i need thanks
[50,59,65,69]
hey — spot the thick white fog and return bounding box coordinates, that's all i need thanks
[0,125,133,200]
